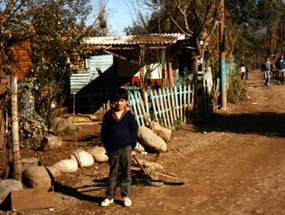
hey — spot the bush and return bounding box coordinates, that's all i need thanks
[227,70,246,103]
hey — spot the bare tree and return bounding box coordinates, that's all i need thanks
[134,0,223,59]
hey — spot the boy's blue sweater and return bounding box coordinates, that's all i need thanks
[101,109,138,154]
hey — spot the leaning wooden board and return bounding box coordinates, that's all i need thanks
[11,188,55,211]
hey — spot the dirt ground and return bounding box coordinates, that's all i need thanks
[1,70,285,215]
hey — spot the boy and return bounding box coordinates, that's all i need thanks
[101,87,138,207]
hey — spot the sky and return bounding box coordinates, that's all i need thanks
[107,0,132,36]
[104,0,150,36]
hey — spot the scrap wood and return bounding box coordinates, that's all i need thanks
[132,155,185,182]
[151,170,186,182]
[132,155,152,179]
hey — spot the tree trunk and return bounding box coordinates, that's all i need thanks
[11,76,21,181]
[0,109,5,148]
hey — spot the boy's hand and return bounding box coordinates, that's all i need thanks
[131,151,137,156]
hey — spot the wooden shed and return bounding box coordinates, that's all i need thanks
[69,33,205,113]
[70,34,195,93]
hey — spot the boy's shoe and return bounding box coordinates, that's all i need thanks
[123,196,132,207]
[101,198,114,207]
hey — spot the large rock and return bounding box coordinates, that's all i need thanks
[149,121,172,142]
[70,150,94,167]
[67,114,97,122]
[88,146,108,163]
[46,166,61,178]
[49,117,75,134]
[137,126,167,152]
[41,135,63,150]
[22,166,53,191]
[53,159,78,174]
[0,179,23,205]
[21,157,39,172]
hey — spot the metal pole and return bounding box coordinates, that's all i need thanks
[220,0,226,109]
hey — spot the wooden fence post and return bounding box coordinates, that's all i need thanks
[11,76,21,181]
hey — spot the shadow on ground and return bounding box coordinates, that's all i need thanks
[53,182,102,204]
[190,112,285,138]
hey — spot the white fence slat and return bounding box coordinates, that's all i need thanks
[129,92,141,127]
[166,87,173,126]
[174,87,179,118]
[154,90,162,124]
[150,90,159,122]
[134,91,145,126]
[158,88,167,127]
[162,88,171,128]
[187,84,191,111]
[142,91,151,125]
[170,87,177,121]
[179,85,183,121]
[137,91,147,125]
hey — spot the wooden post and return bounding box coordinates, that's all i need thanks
[139,45,145,90]
[161,50,166,87]
[220,0,226,110]
[11,76,21,181]
[168,62,174,88]
[0,108,5,148]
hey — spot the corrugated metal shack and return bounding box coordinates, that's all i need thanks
[70,33,204,113]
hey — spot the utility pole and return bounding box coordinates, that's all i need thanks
[220,0,226,109]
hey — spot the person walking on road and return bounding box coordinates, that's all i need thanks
[275,55,285,85]
[262,57,273,86]
[241,64,246,80]
[245,66,249,80]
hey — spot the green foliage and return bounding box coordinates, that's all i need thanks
[19,113,48,148]
[172,117,183,130]
[227,69,247,103]
[17,77,48,148]
[181,67,191,86]
[29,0,92,113]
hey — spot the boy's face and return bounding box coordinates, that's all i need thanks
[114,98,128,111]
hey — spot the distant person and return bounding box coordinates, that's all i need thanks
[241,64,246,80]
[262,57,273,86]
[245,66,249,80]
[275,56,285,85]
[101,87,138,207]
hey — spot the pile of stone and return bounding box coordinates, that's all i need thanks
[137,121,172,153]
[0,118,172,207]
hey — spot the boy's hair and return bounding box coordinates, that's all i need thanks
[113,87,128,101]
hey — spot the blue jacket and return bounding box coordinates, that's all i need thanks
[101,109,138,154]
[275,60,285,70]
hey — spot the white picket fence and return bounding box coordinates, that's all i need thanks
[128,84,195,128]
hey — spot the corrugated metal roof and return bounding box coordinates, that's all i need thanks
[84,33,187,46]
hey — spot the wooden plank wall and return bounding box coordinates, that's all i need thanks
[12,40,32,80]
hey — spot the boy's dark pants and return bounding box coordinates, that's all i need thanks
[106,146,132,200]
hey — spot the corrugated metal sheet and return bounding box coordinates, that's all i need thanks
[70,54,114,94]
[84,33,187,46]
[70,68,90,94]
[88,54,113,80]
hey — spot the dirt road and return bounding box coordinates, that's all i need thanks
[1,70,285,215]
